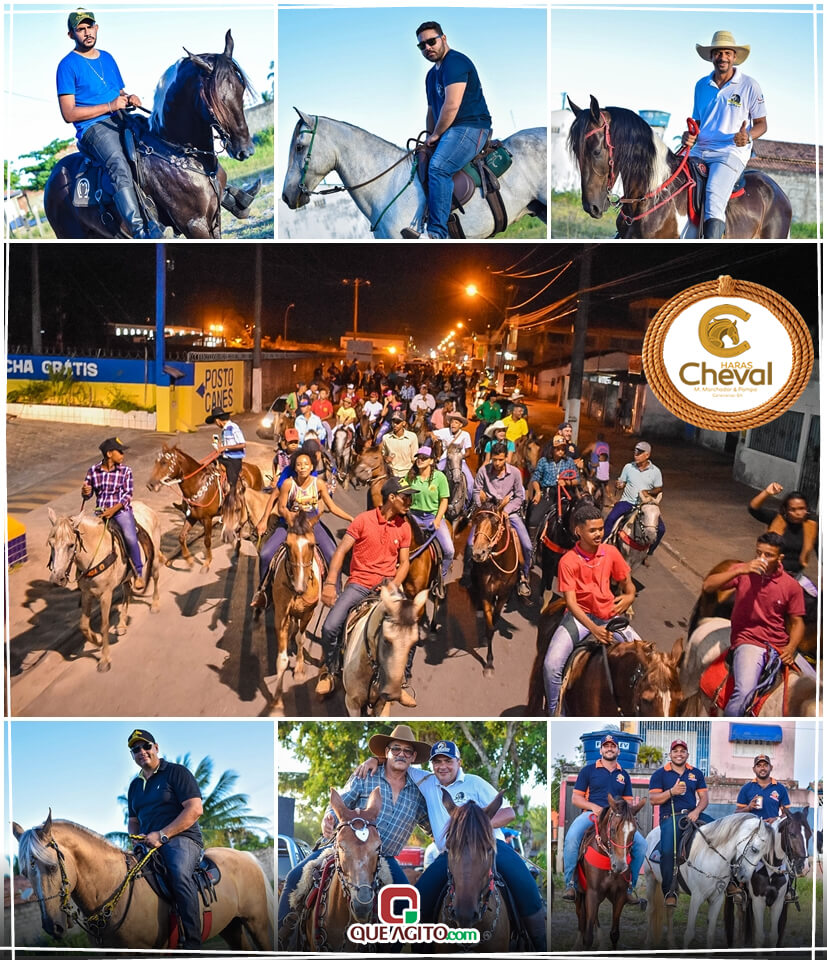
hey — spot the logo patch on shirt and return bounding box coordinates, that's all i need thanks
[727,94,742,106]
[688,773,697,781]
[770,790,780,801]
[616,773,625,784]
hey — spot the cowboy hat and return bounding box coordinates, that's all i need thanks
[696,30,750,64]
[446,412,468,426]
[368,724,431,763]
[484,419,507,438]
[205,407,230,424]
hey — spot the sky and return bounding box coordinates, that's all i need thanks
[551,4,822,149]
[6,720,275,843]
[277,5,548,187]
[3,0,275,167]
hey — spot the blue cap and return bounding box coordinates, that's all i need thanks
[430,740,460,761]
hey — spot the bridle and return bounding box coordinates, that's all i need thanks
[472,508,518,575]
[594,807,638,859]
[333,816,382,911]
[443,859,501,942]
[153,449,223,509]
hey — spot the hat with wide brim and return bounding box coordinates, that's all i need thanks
[446,412,468,426]
[368,724,431,764]
[205,407,230,424]
[696,30,750,64]
[484,419,507,438]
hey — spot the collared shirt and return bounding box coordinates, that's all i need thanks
[558,543,630,619]
[618,460,663,504]
[692,68,766,161]
[433,428,472,455]
[649,762,708,817]
[411,393,436,413]
[337,766,430,857]
[472,462,525,515]
[736,778,791,820]
[381,430,420,478]
[294,412,325,444]
[345,508,411,588]
[220,419,246,459]
[408,767,507,851]
[729,566,805,650]
[408,470,450,514]
[84,461,134,512]
[573,758,633,808]
[501,415,528,444]
[127,758,203,845]
[531,455,578,489]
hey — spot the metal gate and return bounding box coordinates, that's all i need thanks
[798,415,820,509]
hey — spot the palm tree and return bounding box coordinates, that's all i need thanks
[107,754,270,849]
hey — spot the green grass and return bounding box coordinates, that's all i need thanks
[549,190,618,239]
[220,126,273,182]
[497,215,547,239]
[790,222,819,238]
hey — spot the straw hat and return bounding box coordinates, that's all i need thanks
[484,419,507,438]
[696,30,750,65]
[368,724,431,763]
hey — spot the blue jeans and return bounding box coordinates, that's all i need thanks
[320,582,374,669]
[564,811,646,889]
[258,518,337,586]
[80,116,132,191]
[158,835,204,948]
[417,841,542,922]
[110,508,143,576]
[427,125,491,238]
[278,847,407,927]
[604,501,665,554]
[693,146,747,222]
[543,611,641,715]
[410,510,455,578]
[724,643,767,716]
[659,811,712,895]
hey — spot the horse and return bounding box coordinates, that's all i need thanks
[404,514,447,637]
[269,511,321,710]
[604,492,663,575]
[725,807,812,949]
[13,812,273,949]
[436,790,512,952]
[350,447,388,509]
[282,787,383,951]
[331,426,354,488]
[573,797,639,949]
[220,479,274,548]
[45,31,257,240]
[411,408,430,445]
[467,501,522,677]
[47,502,162,673]
[146,444,263,571]
[442,443,470,521]
[535,479,591,590]
[282,110,547,238]
[341,583,428,716]
[567,95,792,239]
[527,598,684,716]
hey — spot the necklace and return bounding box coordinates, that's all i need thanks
[77,52,109,88]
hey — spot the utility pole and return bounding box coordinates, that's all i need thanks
[31,245,41,353]
[342,277,370,336]
[283,302,295,343]
[566,247,592,444]
[252,246,263,413]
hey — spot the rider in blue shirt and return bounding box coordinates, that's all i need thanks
[56,9,163,238]
[736,754,791,821]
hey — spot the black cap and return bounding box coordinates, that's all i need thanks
[381,477,414,500]
[100,437,127,455]
[391,411,405,422]
[127,728,156,747]
[205,407,230,424]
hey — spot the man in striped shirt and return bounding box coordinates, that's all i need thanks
[81,437,144,589]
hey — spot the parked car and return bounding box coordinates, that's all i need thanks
[257,394,292,440]
[278,833,312,896]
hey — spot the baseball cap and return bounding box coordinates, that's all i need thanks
[601,734,619,746]
[68,8,95,30]
[127,728,155,747]
[284,428,299,442]
[391,412,405,422]
[552,434,567,447]
[670,739,689,751]
[298,398,310,407]
[416,446,433,457]
[100,437,127,455]
[429,740,461,762]
[634,441,652,455]
[381,477,414,500]
[754,754,772,765]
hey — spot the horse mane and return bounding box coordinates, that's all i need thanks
[444,801,496,859]
[568,105,660,185]
[700,812,757,846]
[18,820,119,872]
[201,53,253,129]
[295,114,405,153]
[598,797,633,828]
[288,510,315,537]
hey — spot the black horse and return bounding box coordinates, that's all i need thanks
[45,31,259,239]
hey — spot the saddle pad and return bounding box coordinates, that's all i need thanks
[699,650,733,711]
[72,160,99,207]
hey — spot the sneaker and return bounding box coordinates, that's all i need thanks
[315,668,335,697]
[399,684,417,708]
[562,885,576,902]
[626,886,639,905]
[517,576,531,598]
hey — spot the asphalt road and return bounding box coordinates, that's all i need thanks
[7,420,697,718]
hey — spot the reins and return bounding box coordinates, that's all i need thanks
[473,508,519,575]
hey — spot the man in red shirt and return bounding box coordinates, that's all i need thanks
[312,386,334,447]
[701,532,805,716]
[543,503,639,714]
[316,477,414,700]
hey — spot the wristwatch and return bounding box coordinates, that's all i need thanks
[160,833,170,844]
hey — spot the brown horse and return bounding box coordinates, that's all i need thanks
[220,479,273,548]
[436,790,512,951]
[404,514,448,635]
[411,408,430,445]
[146,444,262,570]
[468,501,522,677]
[350,447,388,509]
[269,511,321,710]
[13,813,273,949]
[574,797,639,949]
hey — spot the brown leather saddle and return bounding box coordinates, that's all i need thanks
[686,157,747,231]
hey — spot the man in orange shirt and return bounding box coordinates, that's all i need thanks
[543,503,639,715]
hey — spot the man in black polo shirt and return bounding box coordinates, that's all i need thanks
[648,739,711,907]
[126,729,204,950]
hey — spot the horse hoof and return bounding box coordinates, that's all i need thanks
[150,602,160,614]
[483,666,494,678]
[97,660,111,673]
[116,626,127,636]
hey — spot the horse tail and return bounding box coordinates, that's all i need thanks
[645,866,666,947]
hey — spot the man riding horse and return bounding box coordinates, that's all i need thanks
[56,8,164,238]
[205,406,246,492]
[604,440,665,563]
[682,30,767,239]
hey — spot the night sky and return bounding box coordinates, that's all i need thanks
[6,242,820,352]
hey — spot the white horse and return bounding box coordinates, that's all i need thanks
[282,110,547,239]
[47,503,163,672]
[679,617,820,717]
[605,491,662,575]
[643,813,773,949]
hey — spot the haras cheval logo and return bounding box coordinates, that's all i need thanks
[642,275,813,431]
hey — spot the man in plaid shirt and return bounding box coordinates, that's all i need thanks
[81,437,144,588]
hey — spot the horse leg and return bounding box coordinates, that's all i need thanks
[97,588,113,672]
[482,597,496,677]
[610,890,625,948]
[78,586,98,648]
[705,893,725,948]
[116,579,131,636]
[583,890,599,948]
[683,893,702,948]
[202,517,213,571]
[150,549,161,613]
[271,606,291,709]
[178,518,195,567]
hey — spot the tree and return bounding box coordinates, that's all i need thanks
[4,160,20,191]
[18,137,74,190]
[262,60,274,102]
[108,754,270,850]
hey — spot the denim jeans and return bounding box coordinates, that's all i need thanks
[693,146,746,222]
[111,508,143,576]
[410,510,455,578]
[320,582,374,668]
[724,643,767,716]
[258,519,336,585]
[543,611,641,715]
[564,811,646,888]
[80,116,133,192]
[427,125,490,238]
[659,811,711,894]
[158,835,204,948]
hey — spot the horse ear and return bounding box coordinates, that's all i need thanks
[12,822,24,840]
[589,95,601,123]
[185,47,214,74]
[71,514,84,531]
[38,809,54,839]
[441,788,456,814]
[484,792,504,820]
[329,788,347,821]
[223,29,234,59]
[48,507,58,526]
[670,634,685,663]
[363,786,382,821]
[379,583,403,617]
[567,96,582,116]
[294,107,314,127]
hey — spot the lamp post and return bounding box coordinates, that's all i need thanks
[283,302,295,343]
[342,277,371,336]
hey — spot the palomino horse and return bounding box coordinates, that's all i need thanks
[350,447,388,509]
[467,502,522,677]
[283,788,383,950]
[574,797,639,949]
[282,110,547,238]
[604,492,663,575]
[643,813,773,949]
[568,96,792,239]
[725,807,812,949]
[436,790,512,952]
[45,32,257,239]
[47,502,162,673]
[13,813,273,949]
[146,444,263,571]
[341,584,428,716]
[269,512,321,711]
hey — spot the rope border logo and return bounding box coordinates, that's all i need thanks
[642,274,813,432]
[347,884,480,945]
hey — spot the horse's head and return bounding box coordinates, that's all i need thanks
[13,811,74,939]
[330,787,382,923]
[282,109,330,209]
[352,448,382,485]
[732,815,773,884]
[567,95,614,218]
[471,503,507,563]
[778,806,812,877]
[441,790,501,928]
[634,494,662,545]
[371,584,428,704]
[47,508,80,587]
[284,511,317,595]
[604,796,639,876]
[633,637,684,716]
[147,444,180,492]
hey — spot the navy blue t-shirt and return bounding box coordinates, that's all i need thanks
[425,49,491,129]
[573,759,633,808]
[127,759,203,844]
[649,763,708,818]
[737,778,791,820]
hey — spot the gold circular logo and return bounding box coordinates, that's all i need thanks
[642,275,813,431]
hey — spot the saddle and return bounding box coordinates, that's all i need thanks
[414,138,512,238]
[686,157,746,229]
[699,645,785,715]
[84,519,154,591]
[575,817,630,892]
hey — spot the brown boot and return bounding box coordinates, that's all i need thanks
[315,668,335,697]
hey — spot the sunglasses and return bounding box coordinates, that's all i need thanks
[417,36,441,50]
[389,746,416,757]
[415,454,432,460]
[130,742,153,753]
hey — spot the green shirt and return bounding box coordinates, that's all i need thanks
[475,400,502,423]
[408,470,450,513]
